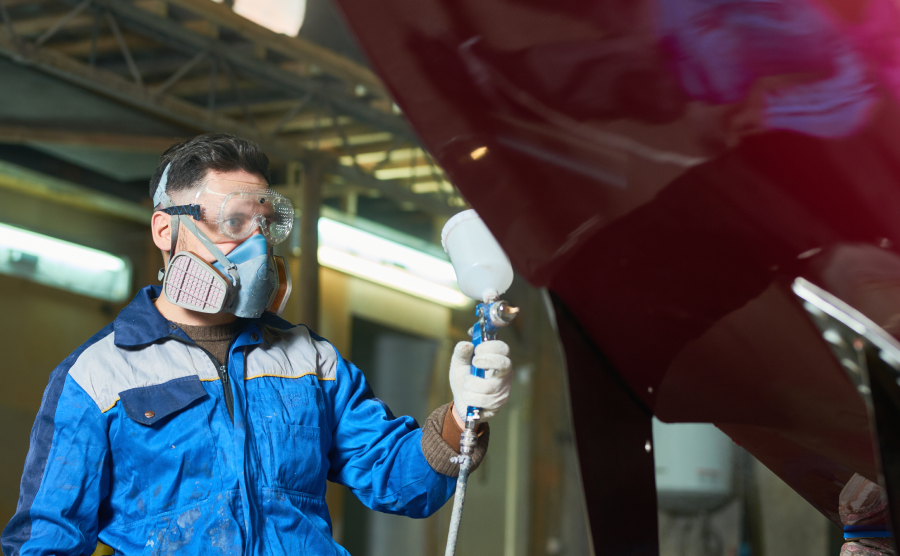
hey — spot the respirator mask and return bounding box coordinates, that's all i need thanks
[153,164,293,318]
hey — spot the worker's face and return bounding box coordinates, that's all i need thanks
[152,169,270,265]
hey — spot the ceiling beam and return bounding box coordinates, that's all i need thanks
[2,0,57,7]
[0,124,183,151]
[0,159,152,224]
[265,118,364,138]
[52,33,158,57]
[159,73,250,98]
[217,98,303,118]
[7,12,94,37]
[327,139,409,156]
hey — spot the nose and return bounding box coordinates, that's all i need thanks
[249,215,266,237]
[235,224,263,248]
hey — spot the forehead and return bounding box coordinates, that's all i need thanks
[202,169,268,190]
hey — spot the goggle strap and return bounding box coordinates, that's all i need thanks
[152,163,171,208]
[161,204,202,220]
[180,217,240,287]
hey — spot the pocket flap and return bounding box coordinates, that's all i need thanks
[119,375,207,425]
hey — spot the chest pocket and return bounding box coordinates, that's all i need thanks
[115,376,221,513]
[249,384,331,495]
[120,376,207,425]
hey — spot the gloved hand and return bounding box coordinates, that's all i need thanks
[449,340,512,422]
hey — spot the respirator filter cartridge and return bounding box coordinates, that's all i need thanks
[163,251,232,313]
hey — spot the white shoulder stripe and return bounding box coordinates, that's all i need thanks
[246,325,337,381]
[68,333,219,412]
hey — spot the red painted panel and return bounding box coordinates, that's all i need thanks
[335,0,900,539]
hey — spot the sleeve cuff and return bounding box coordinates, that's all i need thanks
[420,402,490,477]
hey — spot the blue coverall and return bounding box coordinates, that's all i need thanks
[1,285,456,555]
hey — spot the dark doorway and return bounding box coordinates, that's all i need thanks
[340,317,440,556]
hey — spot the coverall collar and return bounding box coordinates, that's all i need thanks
[113,285,293,348]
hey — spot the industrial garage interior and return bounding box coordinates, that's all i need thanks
[0,1,844,555]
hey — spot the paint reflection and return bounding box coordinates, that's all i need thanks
[657,0,875,137]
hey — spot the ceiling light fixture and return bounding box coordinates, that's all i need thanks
[0,222,131,302]
[316,217,468,308]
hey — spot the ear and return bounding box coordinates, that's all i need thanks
[151,211,172,255]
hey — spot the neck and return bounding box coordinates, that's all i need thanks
[154,293,239,326]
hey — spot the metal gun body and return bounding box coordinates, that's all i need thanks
[444,300,517,556]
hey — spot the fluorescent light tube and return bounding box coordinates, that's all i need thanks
[374,166,436,180]
[0,222,130,302]
[318,246,469,307]
[0,223,125,272]
[318,218,457,286]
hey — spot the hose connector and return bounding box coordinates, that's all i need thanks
[459,427,478,457]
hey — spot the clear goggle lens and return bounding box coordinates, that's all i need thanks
[214,191,294,244]
[190,181,294,245]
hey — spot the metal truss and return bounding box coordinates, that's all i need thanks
[0,0,463,216]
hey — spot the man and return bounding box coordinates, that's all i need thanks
[1,133,511,555]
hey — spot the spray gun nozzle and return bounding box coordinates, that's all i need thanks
[488,300,519,327]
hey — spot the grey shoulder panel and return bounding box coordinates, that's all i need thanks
[68,334,219,412]
[247,325,338,381]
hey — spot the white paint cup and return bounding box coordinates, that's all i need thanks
[441,209,513,302]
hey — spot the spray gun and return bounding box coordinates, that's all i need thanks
[441,210,518,556]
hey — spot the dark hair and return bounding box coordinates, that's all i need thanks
[149,133,271,204]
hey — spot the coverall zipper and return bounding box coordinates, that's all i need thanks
[191,345,235,423]
[169,335,236,423]
[217,364,235,423]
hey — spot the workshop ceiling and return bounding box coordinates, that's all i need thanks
[0,0,465,235]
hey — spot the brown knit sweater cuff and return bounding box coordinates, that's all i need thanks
[421,402,490,477]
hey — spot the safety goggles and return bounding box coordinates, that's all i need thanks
[161,179,294,245]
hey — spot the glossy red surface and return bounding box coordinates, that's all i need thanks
[336,0,900,541]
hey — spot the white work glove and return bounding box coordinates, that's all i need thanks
[449,340,512,422]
